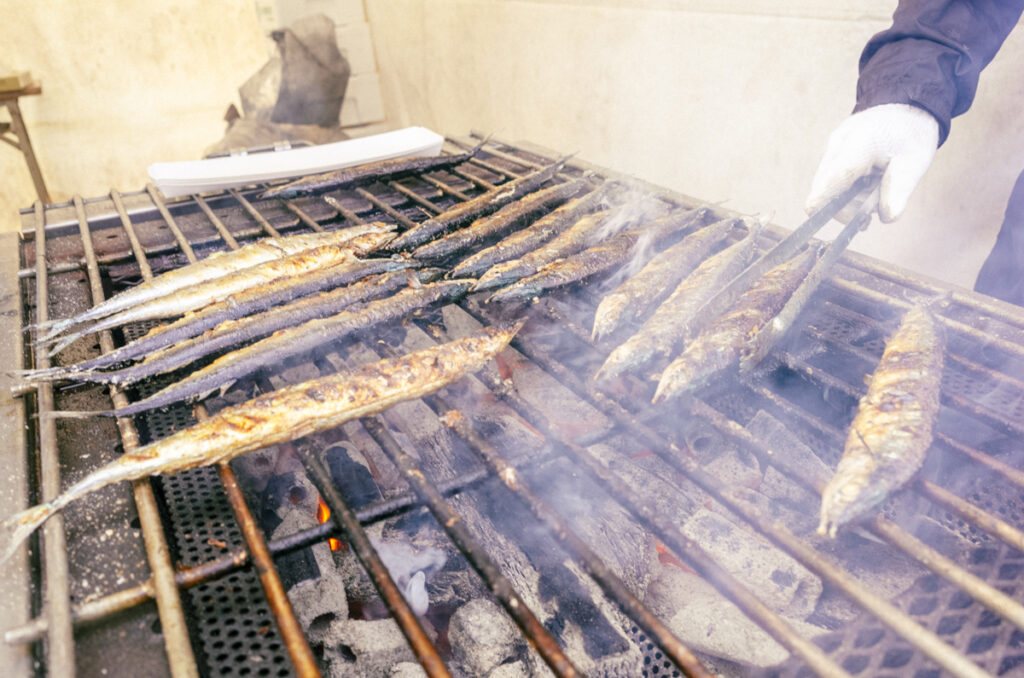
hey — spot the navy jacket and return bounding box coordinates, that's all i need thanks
[855,0,1024,145]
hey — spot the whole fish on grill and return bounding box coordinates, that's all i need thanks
[56,279,475,417]
[2,322,523,561]
[387,155,573,251]
[652,246,819,403]
[817,303,945,538]
[16,257,418,381]
[595,227,760,382]
[410,175,594,261]
[450,183,611,279]
[43,269,442,387]
[34,224,394,341]
[488,207,708,304]
[259,138,488,200]
[45,229,397,356]
[591,216,739,341]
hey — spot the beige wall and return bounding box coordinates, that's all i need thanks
[0,1,269,234]
[365,0,1024,290]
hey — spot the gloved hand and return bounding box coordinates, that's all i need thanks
[805,104,940,223]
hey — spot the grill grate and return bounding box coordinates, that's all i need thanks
[10,134,1024,678]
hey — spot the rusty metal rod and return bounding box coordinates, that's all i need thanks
[193,194,240,249]
[145,183,197,261]
[437,324,849,678]
[420,175,472,202]
[918,480,1024,552]
[229,188,281,237]
[282,200,325,232]
[353,187,418,229]
[76,195,199,678]
[5,468,498,646]
[30,200,76,678]
[216,461,321,677]
[364,333,708,675]
[450,166,497,192]
[296,446,452,677]
[110,189,154,278]
[357,415,583,677]
[388,180,443,215]
[438,408,713,678]
[322,195,366,226]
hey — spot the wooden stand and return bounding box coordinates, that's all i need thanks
[1,83,50,204]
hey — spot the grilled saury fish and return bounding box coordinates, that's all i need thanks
[388,155,572,251]
[45,228,397,356]
[35,224,394,341]
[449,183,610,279]
[259,138,487,200]
[17,257,417,381]
[2,323,524,560]
[591,216,738,341]
[817,304,944,538]
[67,279,474,417]
[595,227,759,382]
[652,246,818,403]
[488,207,707,304]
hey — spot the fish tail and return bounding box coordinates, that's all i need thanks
[1,502,59,563]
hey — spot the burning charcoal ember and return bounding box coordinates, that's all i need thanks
[644,566,827,669]
[448,598,527,675]
[681,509,822,619]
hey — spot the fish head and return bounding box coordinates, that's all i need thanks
[817,455,889,538]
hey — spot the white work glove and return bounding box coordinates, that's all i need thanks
[806,104,940,223]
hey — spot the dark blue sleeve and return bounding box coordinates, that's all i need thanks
[854,0,1024,144]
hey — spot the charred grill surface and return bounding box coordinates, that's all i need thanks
[11,135,1024,678]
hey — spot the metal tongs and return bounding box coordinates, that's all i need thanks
[694,173,882,372]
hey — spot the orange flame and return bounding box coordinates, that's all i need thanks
[316,497,340,551]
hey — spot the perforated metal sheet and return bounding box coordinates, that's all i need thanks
[125,322,295,678]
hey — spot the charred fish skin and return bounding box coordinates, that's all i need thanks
[817,304,944,538]
[410,176,593,262]
[486,207,707,305]
[258,138,487,200]
[595,229,760,383]
[473,208,615,292]
[591,216,738,341]
[44,230,398,356]
[388,155,573,251]
[2,322,524,560]
[34,223,395,341]
[450,183,612,279]
[652,246,818,403]
[23,257,418,380]
[94,279,476,417]
[63,268,442,387]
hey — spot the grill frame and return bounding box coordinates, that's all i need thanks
[7,133,1024,678]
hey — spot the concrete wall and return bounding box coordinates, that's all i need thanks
[365,0,1024,290]
[0,2,269,234]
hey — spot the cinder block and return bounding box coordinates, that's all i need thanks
[340,72,386,127]
[274,0,365,29]
[336,22,377,75]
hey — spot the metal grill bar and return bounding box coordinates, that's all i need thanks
[295,443,452,677]
[440,320,852,678]
[145,183,196,260]
[229,187,281,237]
[357,414,583,677]
[407,382,713,678]
[148,201,323,676]
[5,467,497,646]
[282,200,324,232]
[389,180,444,215]
[30,200,76,678]
[72,195,199,678]
[353,186,418,228]
[193,193,240,249]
